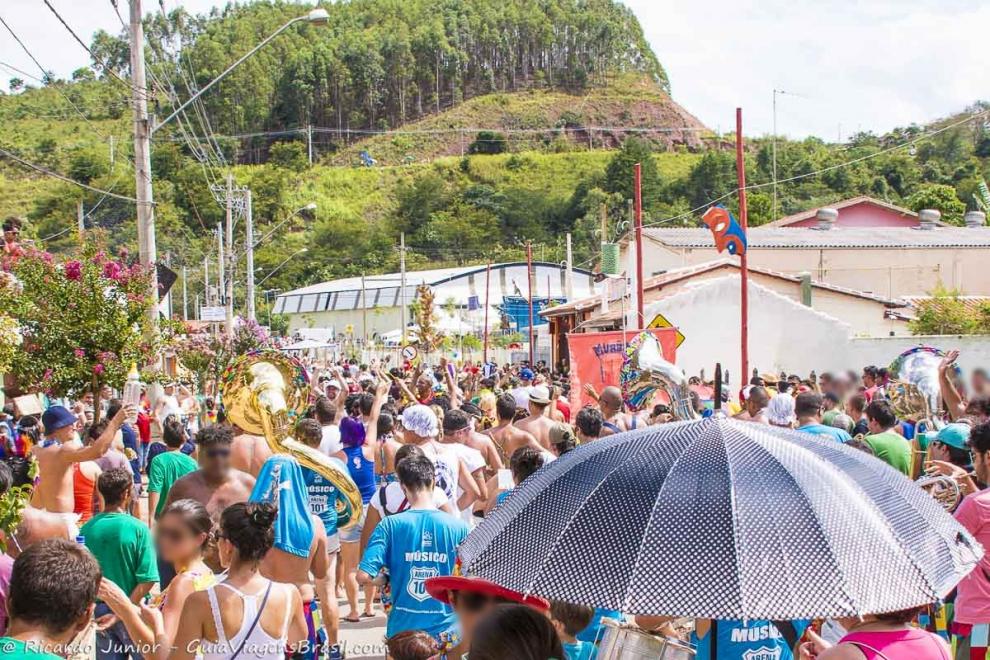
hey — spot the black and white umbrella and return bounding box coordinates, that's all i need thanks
[459,417,983,619]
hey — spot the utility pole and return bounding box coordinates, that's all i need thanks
[129,0,159,325]
[163,252,173,320]
[217,222,225,318]
[633,162,645,328]
[526,241,534,365]
[109,135,115,167]
[77,200,84,238]
[736,108,751,386]
[399,232,407,344]
[182,265,188,321]
[224,173,234,336]
[203,256,210,306]
[482,261,491,364]
[245,189,256,322]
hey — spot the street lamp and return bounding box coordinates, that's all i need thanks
[152,10,330,134]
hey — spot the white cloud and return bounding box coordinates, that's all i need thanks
[1,0,987,139]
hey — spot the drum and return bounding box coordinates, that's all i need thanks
[598,619,696,659]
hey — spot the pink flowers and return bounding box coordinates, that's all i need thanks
[102,261,122,280]
[93,364,105,376]
[65,260,82,281]
[74,348,86,358]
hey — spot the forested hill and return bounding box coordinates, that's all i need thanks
[80,0,669,145]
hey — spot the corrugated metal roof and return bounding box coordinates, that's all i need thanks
[643,226,990,248]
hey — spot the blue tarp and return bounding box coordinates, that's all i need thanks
[499,296,565,330]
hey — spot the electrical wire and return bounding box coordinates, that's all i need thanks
[0,147,141,203]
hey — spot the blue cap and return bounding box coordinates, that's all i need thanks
[935,423,970,451]
[520,367,535,381]
[41,405,76,435]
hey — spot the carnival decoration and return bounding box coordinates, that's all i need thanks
[222,350,362,528]
[620,332,698,419]
[888,346,957,420]
[701,205,747,256]
[459,418,981,619]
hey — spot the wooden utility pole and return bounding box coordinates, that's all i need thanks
[633,162,644,328]
[224,172,234,336]
[77,200,84,238]
[736,108,750,383]
[128,0,159,326]
[400,232,407,344]
[482,261,491,363]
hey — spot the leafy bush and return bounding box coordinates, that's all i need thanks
[468,131,508,155]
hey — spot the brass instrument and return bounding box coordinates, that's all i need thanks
[916,474,962,512]
[222,350,363,529]
[623,332,699,421]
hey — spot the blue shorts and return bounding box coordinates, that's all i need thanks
[339,503,368,544]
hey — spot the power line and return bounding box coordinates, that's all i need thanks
[39,0,150,100]
[0,147,141,203]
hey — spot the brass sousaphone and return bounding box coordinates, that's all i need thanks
[222,350,363,529]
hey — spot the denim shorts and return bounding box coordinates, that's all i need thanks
[339,503,368,544]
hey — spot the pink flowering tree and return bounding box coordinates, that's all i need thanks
[175,318,270,395]
[0,240,159,423]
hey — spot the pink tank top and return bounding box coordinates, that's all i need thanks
[840,628,950,660]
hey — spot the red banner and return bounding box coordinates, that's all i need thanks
[567,329,679,411]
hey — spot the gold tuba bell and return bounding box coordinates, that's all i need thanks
[222,350,363,529]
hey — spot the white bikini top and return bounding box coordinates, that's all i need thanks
[200,580,292,660]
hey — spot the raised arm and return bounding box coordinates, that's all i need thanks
[60,404,133,464]
[939,350,966,420]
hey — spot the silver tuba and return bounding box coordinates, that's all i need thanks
[621,332,699,421]
[916,474,962,512]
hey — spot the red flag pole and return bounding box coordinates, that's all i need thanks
[482,261,491,363]
[633,162,644,328]
[735,108,750,384]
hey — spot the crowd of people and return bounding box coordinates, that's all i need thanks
[0,349,985,660]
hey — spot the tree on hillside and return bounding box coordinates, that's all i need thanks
[8,78,24,93]
[682,151,736,210]
[604,138,663,211]
[468,131,508,155]
[907,184,966,225]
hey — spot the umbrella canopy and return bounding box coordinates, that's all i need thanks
[459,417,983,620]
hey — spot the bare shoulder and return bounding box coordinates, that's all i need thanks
[236,469,257,488]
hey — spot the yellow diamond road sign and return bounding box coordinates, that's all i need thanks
[647,312,685,348]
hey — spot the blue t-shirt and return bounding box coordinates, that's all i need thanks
[358,508,469,639]
[796,423,850,443]
[693,619,808,660]
[301,465,339,536]
[563,640,597,660]
[120,423,142,485]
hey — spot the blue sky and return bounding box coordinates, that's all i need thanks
[2,0,987,139]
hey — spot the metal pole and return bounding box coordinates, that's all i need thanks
[483,261,491,363]
[77,200,84,238]
[217,222,225,320]
[526,241,534,365]
[224,173,234,336]
[164,252,173,320]
[565,232,574,300]
[361,274,368,348]
[245,189,256,322]
[182,265,188,321]
[203,257,209,306]
[633,162,644,328]
[772,89,778,223]
[736,108,750,385]
[129,0,159,328]
[400,232,407,344]
[194,293,199,321]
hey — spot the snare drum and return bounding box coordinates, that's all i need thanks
[598,619,696,659]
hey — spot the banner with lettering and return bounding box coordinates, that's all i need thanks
[567,328,679,411]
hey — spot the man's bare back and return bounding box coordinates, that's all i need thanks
[230,432,272,478]
[516,414,555,450]
[466,431,502,474]
[259,513,328,602]
[485,423,542,463]
[165,469,257,520]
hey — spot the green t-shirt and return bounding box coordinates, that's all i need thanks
[822,409,840,427]
[865,430,912,476]
[0,637,63,659]
[80,512,159,597]
[147,450,198,518]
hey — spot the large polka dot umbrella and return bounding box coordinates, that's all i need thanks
[458,417,982,619]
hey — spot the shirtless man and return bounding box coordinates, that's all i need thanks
[515,386,556,451]
[33,403,132,537]
[165,424,256,520]
[229,425,272,478]
[458,403,504,478]
[484,394,544,466]
[734,386,770,425]
[255,456,330,660]
[597,386,637,436]
[0,457,71,556]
